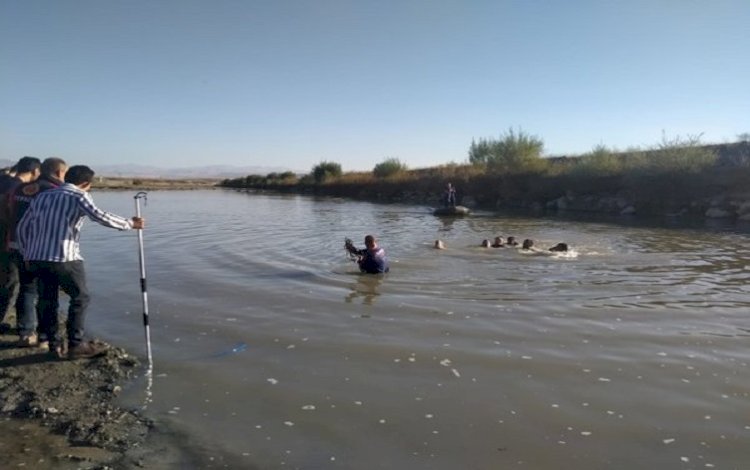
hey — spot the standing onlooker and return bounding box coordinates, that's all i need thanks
[11,158,68,346]
[0,157,41,331]
[443,182,457,208]
[17,165,145,359]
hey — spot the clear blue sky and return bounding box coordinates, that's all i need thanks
[2,0,748,172]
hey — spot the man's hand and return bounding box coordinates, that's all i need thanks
[131,217,145,229]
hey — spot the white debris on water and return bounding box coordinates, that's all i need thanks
[521,356,533,360]
[580,431,592,436]
[551,404,559,408]
[379,419,386,424]
[663,438,676,444]
[439,359,452,367]
[354,401,363,405]
[598,377,611,382]
[284,421,294,426]
[425,414,434,419]
[287,344,296,349]
[681,457,689,463]
[451,369,461,378]
[301,405,316,411]
[267,378,279,385]
[658,352,667,356]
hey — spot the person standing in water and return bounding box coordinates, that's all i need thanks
[345,235,389,274]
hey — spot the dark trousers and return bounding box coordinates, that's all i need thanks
[0,250,20,325]
[30,260,90,348]
[5,250,41,337]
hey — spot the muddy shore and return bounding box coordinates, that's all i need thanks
[0,312,247,469]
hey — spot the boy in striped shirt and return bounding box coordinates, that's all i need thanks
[17,165,145,359]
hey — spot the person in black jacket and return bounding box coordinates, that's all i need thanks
[0,156,41,334]
[11,158,67,347]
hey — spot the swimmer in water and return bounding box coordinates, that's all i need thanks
[549,242,569,252]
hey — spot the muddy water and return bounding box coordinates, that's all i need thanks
[80,190,750,469]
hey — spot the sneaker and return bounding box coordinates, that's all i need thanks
[18,333,39,347]
[68,341,108,360]
[37,340,50,352]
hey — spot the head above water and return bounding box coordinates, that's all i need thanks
[434,240,446,249]
[481,239,491,248]
[506,236,518,246]
[549,242,569,252]
[522,239,534,250]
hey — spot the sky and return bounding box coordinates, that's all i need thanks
[1,0,749,172]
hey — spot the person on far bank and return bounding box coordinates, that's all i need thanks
[17,165,145,360]
[345,235,389,274]
[0,156,41,332]
[11,158,68,347]
[443,182,457,208]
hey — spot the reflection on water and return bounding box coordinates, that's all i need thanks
[345,275,384,306]
[78,190,750,470]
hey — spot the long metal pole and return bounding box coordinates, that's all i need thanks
[134,192,153,371]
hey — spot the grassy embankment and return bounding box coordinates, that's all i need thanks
[221,133,750,218]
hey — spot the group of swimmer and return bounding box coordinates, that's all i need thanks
[344,233,570,275]
[435,236,569,252]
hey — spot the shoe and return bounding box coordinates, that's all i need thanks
[18,333,39,347]
[47,344,66,360]
[67,341,108,359]
[37,340,50,352]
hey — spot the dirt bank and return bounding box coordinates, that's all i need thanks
[0,319,153,469]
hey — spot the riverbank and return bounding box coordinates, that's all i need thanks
[96,176,221,191]
[221,141,750,221]
[0,317,152,469]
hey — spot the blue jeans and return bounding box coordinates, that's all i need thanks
[30,260,90,348]
[13,251,40,337]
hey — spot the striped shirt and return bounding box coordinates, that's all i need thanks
[17,183,133,262]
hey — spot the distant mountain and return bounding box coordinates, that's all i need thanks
[0,160,298,179]
[98,164,301,179]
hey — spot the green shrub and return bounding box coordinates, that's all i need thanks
[312,161,342,183]
[468,128,546,174]
[373,158,408,178]
[571,144,622,176]
[644,133,717,173]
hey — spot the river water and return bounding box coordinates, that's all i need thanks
[81,189,749,469]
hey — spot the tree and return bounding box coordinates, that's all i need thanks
[312,161,342,183]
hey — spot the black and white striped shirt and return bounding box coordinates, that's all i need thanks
[17,183,133,262]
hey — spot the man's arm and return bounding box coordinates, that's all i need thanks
[77,192,138,230]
